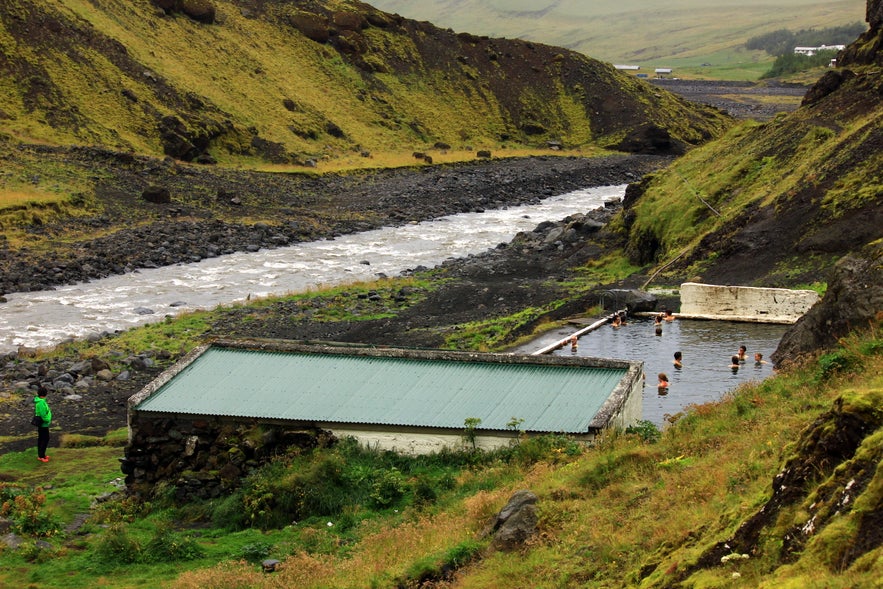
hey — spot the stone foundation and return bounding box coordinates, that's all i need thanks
[122,414,332,500]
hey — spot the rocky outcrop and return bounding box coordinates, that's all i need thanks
[831,0,882,66]
[871,0,883,28]
[772,241,883,367]
[601,289,658,313]
[152,0,216,24]
[664,388,883,584]
[801,68,856,106]
[481,489,539,551]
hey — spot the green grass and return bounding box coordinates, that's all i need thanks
[0,323,879,588]
[618,81,882,283]
[37,276,438,373]
[370,0,867,80]
[0,441,125,532]
[443,303,565,350]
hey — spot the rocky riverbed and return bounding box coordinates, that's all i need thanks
[650,79,807,120]
[0,154,670,453]
[0,152,669,296]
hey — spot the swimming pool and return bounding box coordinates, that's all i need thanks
[550,318,788,426]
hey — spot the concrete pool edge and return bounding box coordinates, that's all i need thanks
[677,282,820,324]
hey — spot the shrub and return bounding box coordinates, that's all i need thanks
[95,524,142,565]
[142,524,205,563]
[90,495,147,524]
[510,433,584,464]
[284,452,352,522]
[240,541,273,563]
[1,486,60,537]
[625,420,661,444]
[817,350,854,379]
[369,468,407,508]
[211,492,247,530]
[413,474,438,506]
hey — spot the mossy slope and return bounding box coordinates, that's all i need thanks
[618,8,882,287]
[0,0,729,164]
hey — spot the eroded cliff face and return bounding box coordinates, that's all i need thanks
[624,0,882,301]
[838,0,883,66]
[772,242,883,367]
[680,6,883,580]
[770,0,883,366]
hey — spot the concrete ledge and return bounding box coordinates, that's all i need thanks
[679,282,820,324]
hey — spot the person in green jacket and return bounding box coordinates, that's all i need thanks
[34,386,52,463]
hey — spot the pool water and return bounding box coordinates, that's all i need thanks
[551,318,788,426]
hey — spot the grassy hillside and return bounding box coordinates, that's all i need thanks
[0,324,879,588]
[0,3,880,587]
[616,57,882,287]
[0,0,729,167]
[370,0,866,79]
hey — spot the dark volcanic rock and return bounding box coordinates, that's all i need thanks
[180,0,216,24]
[142,185,171,204]
[482,489,539,551]
[772,241,883,367]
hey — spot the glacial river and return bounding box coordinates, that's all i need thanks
[0,184,627,354]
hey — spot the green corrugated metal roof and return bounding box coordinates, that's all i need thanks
[134,347,629,433]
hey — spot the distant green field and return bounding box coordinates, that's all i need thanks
[370,0,866,79]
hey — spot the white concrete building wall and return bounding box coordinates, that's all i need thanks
[329,428,525,455]
[604,372,645,430]
[679,282,820,323]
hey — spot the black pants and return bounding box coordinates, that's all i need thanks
[37,426,49,458]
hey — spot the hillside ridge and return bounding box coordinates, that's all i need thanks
[0,0,728,164]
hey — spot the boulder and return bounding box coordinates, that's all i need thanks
[158,115,196,160]
[802,69,856,106]
[601,289,658,313]
[332,11,366,31]
[772,241,883,367]
[91,357,111,373]
[151,0,176,12]
[180,0,216,24]
[335,30,367,54]
[289,12,331,43]
[482,489,539,551]
[151,0,215,24]
[614,124,685,156]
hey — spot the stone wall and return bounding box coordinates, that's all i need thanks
[122,413,331,500]
[679,282,820,323]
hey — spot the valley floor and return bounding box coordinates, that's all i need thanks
[1,155,667,453]
[651,78,807,119]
